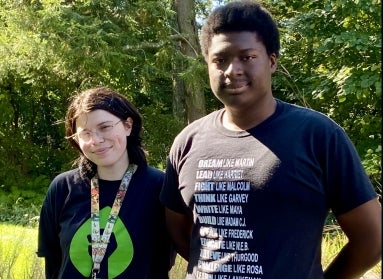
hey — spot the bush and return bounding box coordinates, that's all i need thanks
[0,197,41,226]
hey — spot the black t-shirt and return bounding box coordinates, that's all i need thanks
[38,165,172,279]
[161,99,377,279]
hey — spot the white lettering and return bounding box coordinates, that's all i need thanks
[195,194,216,203]
[228,194,248,203]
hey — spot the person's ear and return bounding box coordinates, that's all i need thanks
[123,117,133,136]
[269,53,278,73]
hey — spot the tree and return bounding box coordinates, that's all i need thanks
[0,0,182,204]
[173,0,206,123]
[0,0,380,209]
[266,0,381,191]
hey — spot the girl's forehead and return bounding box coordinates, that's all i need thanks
[75,110,118,128]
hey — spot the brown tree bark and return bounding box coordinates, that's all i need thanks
[173,0,206,124]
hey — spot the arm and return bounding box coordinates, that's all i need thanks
[37,175,71,279]
[44,256,61,279]
[38,208,62,279]
[165,207,193,261]
[324,198,382,279]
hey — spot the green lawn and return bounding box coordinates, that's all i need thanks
[0,223,44,279]
[0,223,380,279]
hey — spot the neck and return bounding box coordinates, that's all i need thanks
[97,160,129,181]
[223,97,276,131]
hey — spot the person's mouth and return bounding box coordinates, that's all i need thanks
[93,147,111,155]
[222,81,250,92]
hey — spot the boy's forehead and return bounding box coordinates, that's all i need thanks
[208,32,262,53]
[210,31,260,43]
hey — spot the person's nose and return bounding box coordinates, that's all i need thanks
[224,58,243,77]
[89,130,105,143]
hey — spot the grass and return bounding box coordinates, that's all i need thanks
[321,229,381,279]
[0,223,380,279]
[169,228,382,278]
[169,255,187,279]
[0,223,44,279]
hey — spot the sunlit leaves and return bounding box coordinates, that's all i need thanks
[266,0,381,189]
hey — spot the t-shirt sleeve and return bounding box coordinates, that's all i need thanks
[324,126,377,215]
[37,177,66,278]
[160,156,190,214]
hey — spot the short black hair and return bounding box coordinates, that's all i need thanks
[200,0,280,60]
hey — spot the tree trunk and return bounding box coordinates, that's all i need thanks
[171,56,187,124]
[174,0,206,123]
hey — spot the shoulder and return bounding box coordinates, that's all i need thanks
[135,165,164,183]
[171,110,221,147]
[49,169,82,188]
[42,169,84,208]
[131,165,165,195]
[270,100,355,155]
[278,99,334,121]
[51,168,79,182]
[140,165,164,178]
[46,168,85,195]
[180,110,219,133]
[276,99,343,132]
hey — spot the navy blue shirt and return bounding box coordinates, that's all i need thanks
[161,99,376,279]
[38,165,172,279]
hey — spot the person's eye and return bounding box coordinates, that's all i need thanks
[242,55,256,62]
[212,57,225,64]
[100,124,113,131]
[79,131,91,139]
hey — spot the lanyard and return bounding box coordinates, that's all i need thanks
[90,164,137,279]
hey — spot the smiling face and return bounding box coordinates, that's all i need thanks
[207,31,277,111]
[75,109,132,175]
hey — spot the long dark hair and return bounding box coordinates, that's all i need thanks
[65,86,147,180]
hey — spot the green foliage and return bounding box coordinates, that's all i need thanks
[363,144,382,195]
[0,197,41,226]
[267,0,381,193]
[0,0,380,206]
[0,0,176,205]
[142,106,184,169]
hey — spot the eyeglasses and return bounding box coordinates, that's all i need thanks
[69,120,123,143]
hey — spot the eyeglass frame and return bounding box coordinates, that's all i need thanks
[67,119,124,143]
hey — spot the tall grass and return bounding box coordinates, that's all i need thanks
[169,228,382,278]
[1,223,380,279]
[0,223,44,279]
[321,229,381,279]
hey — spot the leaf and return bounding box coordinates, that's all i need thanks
[375,81,382,96]
[361,78,371,88]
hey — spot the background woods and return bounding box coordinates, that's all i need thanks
[0,0,381,219]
